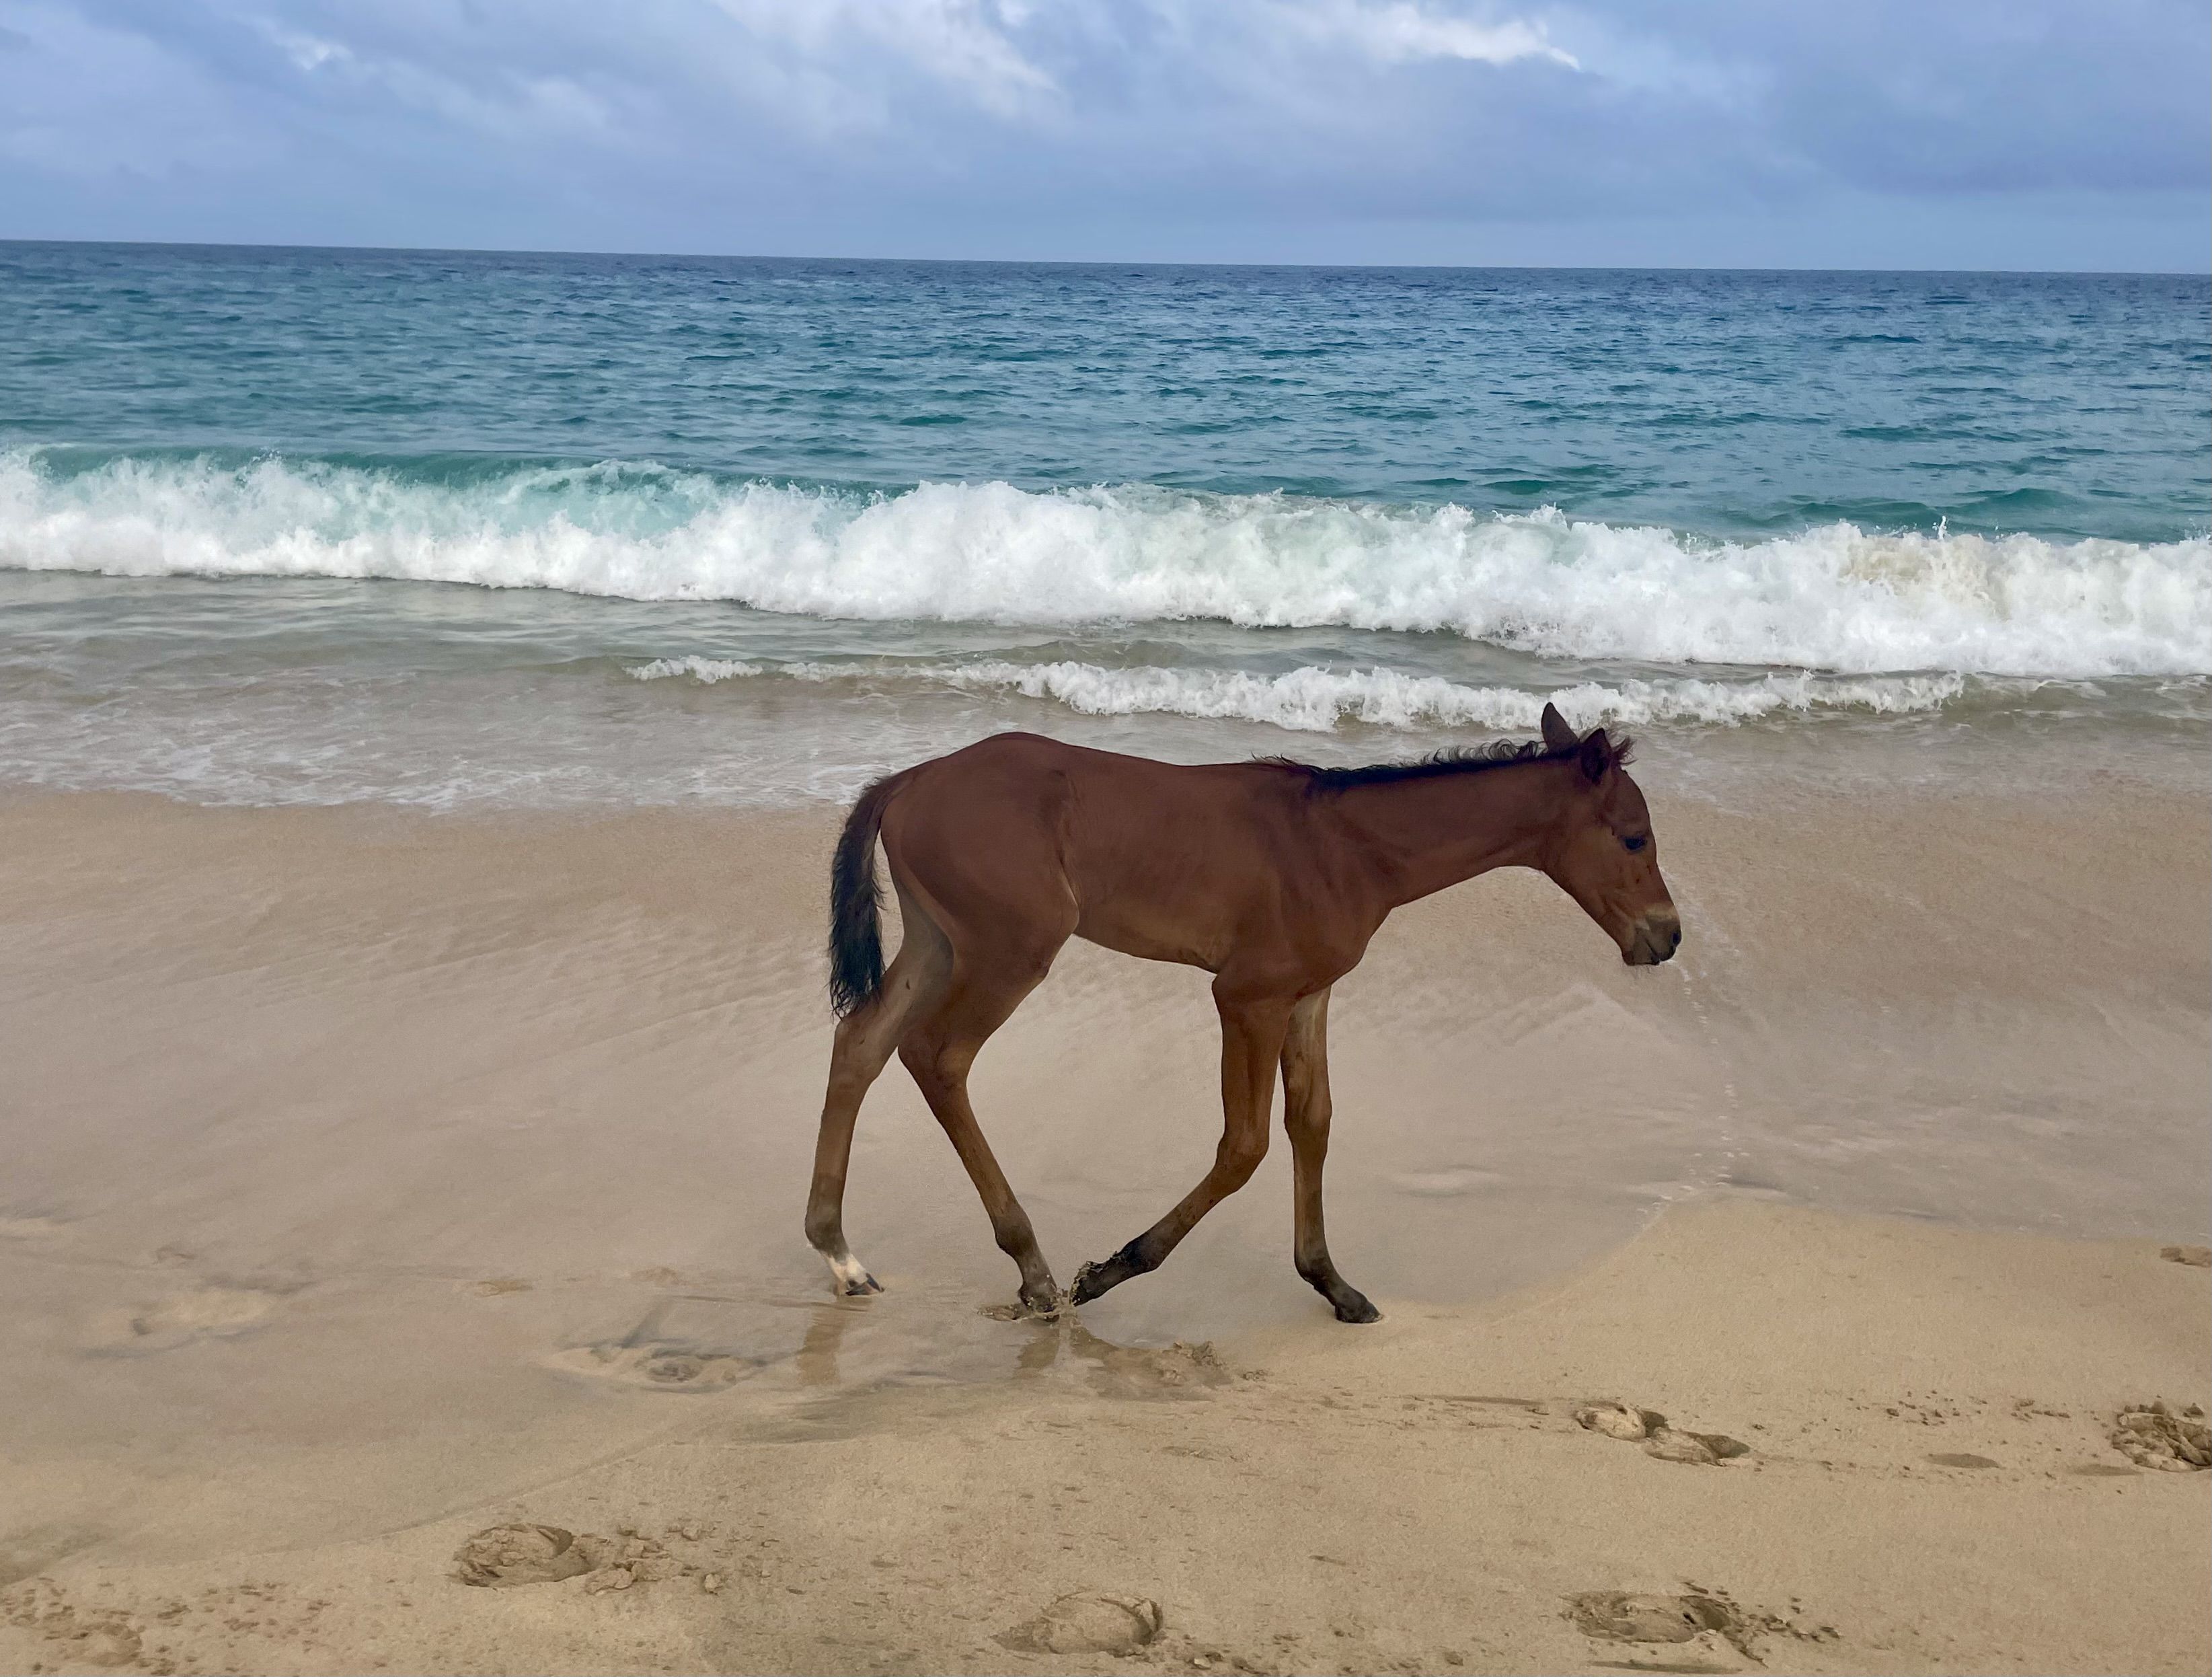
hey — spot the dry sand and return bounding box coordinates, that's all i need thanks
[1,771,2206,1675]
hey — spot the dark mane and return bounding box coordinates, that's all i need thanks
[1264,732,1634,792]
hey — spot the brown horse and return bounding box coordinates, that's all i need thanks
[802,702,1679,1322]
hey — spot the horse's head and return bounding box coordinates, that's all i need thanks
[1536,703,1681,967]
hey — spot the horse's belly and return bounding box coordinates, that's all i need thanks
[1072,902,1221,971]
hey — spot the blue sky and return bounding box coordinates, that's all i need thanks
[2,0,2206,270]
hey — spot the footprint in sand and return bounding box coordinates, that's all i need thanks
[543,1341,752,1392]
[993,1314,1233,1396]
[452,1525,703,1591]
[547,1296,760,1392]
[1081,1337,1231,1396]
[1,1577,145,1669]
[2160,1244,2211,1267]
[1569,1590,1739,1647]
[1575,1402,1749,1465]
[451,1524,595,1588]
[1568,1588,1835,1666]
[997,1592,1164,1655]
[1576,1401,1665,1440]
[85,1285,280,1353]
[2110,1401,2210,1471]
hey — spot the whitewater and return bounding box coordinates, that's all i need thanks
[5,451,2206,682]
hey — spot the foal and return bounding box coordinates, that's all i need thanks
[803,703,1679,1322]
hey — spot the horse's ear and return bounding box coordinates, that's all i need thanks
[1539,702,1579,752]
[1578,727,1614,784]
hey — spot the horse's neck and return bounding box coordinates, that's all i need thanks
[1332,759,1568,907]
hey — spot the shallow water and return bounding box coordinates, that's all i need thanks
[0,568,2203,813]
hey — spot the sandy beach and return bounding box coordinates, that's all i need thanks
[2,759,2207,1675]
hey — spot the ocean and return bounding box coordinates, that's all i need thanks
[2,243,2207,809]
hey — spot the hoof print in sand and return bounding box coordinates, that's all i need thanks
[2,1577,145,1669]
[1576,1402,1749,1464]
[1567,1587,1834,1665]
[1575,1401,1665,1441]
[453,1524,700,1590]
[1123,1339,1225,1388]
[2110,1401,2209,1471]
[1085,1338,1230,1397]
[999,1592,1164,1655]
[1644,1429,1749,1465]
[545,1342,749,1392]
[88,1285,280,1353]
[2159,1244,2210,1267]
[1569,1591,1739,1647]
[453,1524,595,1588]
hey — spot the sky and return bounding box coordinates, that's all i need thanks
[1,0,2207,271]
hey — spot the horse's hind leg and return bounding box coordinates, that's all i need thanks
[804,887,950,1296]
[901,944,1066,1314]
[1281,988,1378,1323]
[1069,987,1291,1306]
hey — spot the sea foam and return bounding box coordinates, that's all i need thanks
[623,657,1969,733]
[5,451,2206,678]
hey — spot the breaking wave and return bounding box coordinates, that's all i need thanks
[625,656,1969,733]
[5,451,2207,678]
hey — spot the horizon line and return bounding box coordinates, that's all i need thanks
[1,235,2203,281]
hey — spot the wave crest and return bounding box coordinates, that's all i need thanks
[6,451,2207,677]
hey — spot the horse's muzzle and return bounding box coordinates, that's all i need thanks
[1624,909,1682,967]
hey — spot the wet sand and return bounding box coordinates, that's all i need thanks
[1,763,2207,1674]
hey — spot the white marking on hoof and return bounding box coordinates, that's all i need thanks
[825,1250,880,1296]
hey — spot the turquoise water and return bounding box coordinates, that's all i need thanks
[1,244,2207,807]
[8,246,2207,537]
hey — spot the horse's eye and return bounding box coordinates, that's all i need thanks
[1622,833,1648,854]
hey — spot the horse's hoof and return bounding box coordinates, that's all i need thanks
[1019,1282,1064,1317]
[839,1273,883,1297]
[1068,1261,1108,1306]
[1333,1292,1381,1324]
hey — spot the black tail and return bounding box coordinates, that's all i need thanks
[827,772,904,1017]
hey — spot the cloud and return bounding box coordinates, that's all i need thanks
[0,0,2203,267]
[714,0,1059,115]
[1285,0,1578,69]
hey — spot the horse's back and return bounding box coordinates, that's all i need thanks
[890,732,1297,844]
[881,733,1322,968]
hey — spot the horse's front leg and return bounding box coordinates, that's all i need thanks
[1069,989,1291,1306]
[1281,987,1378,1322]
